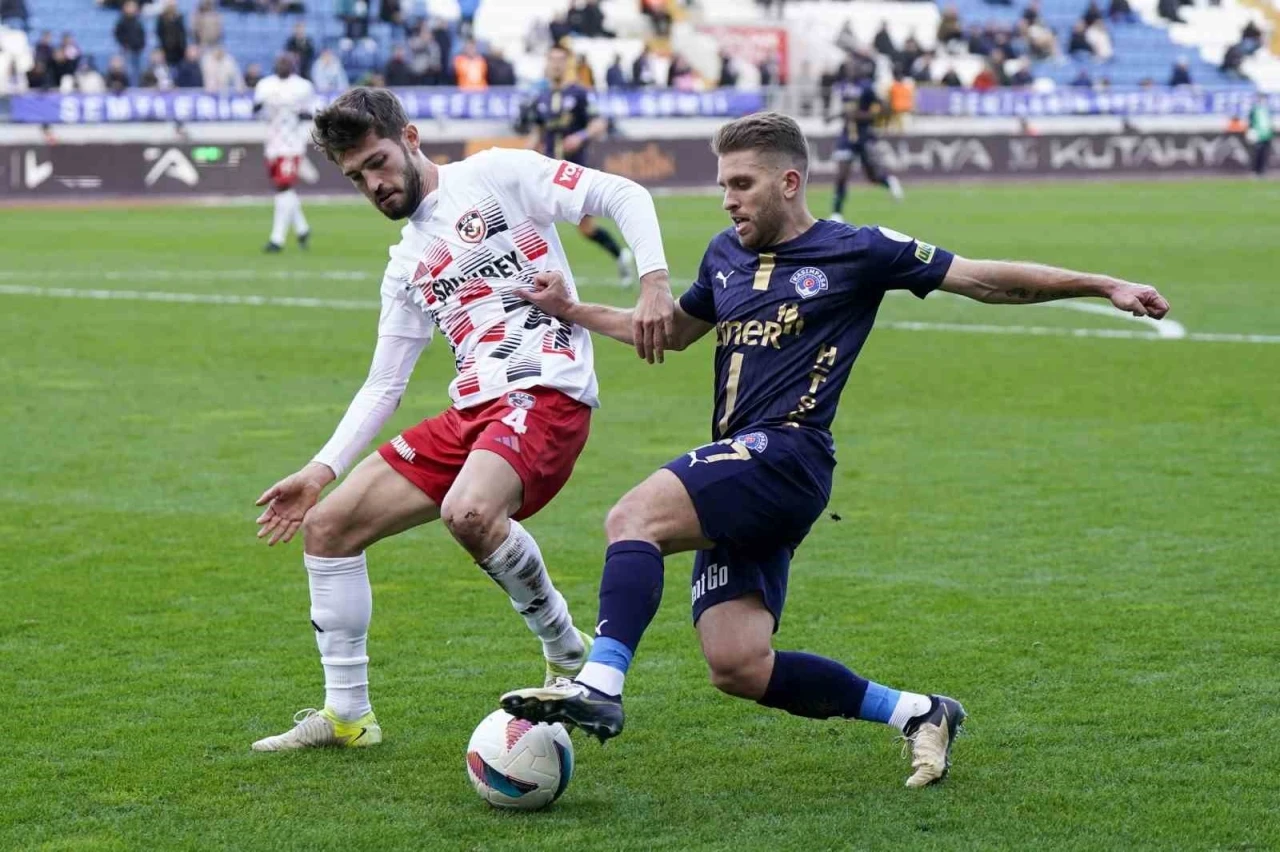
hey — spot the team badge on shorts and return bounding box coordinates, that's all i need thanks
[506,391,537,410]
[456,208,487,244]
[734,431,769,453]
[790,267,828,299]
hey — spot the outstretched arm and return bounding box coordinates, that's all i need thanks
[519,271,711,352]
[940,257,1170,318]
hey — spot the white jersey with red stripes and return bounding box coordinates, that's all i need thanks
[376,147,599,411]
[253,73,317,159]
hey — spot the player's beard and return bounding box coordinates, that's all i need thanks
[379,152,425,221]
[741,190,785,250]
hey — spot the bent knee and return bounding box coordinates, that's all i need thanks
[706,649,773,700]
[302,505,361,557]
[441,498,506,552]
[604,494,654,543]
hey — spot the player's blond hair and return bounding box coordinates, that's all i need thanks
[312,87,410,164]
[711,111,810,178]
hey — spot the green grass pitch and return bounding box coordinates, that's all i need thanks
[3,180,1278,851]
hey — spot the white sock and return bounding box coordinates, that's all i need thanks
[888,692,933,731]
[577,662,624,697]
[287,189,309,236]
[305,552,372,721]
[478,520,582,663]
[269,191,289,246]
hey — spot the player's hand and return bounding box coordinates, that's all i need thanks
[517,271,575,318]
[254,462,335,546]
[1110,284,1170,320]
[634,270,675,364]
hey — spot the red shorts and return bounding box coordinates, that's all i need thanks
[267,156,300,190]
[378,387,592,521]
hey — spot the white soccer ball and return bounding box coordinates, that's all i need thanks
[465,709,574,811]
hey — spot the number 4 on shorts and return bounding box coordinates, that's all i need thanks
[501,407,529,435]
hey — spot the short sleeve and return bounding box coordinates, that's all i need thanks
[862,226,955,299]
[377,264,434,341]
[678,248,717,323]
[488,147,596,227]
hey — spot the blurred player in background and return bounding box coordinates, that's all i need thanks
[254,53,316,253]
[1247,92,1273,178]
[502,112,1171,789]
[528,44,636,286]
[829,66,903,220]
[250,88,675,752]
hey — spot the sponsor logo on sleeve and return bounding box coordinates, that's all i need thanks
[914,242,937,263]
[553,161,584,190]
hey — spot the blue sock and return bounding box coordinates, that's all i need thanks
[857,681,903,724]
[575,541,663,696]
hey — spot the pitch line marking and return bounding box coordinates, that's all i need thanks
[3,284,1278,345]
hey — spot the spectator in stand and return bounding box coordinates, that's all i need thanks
[759,51,780,87]
[873,22,897,62]
[60,33,81,66]
[312,48,348,91]
[337,0,370,42]
[967,24,992,56]
[1071,67,1093,87]
[1008,58,1034,86]
[1,0,28,33]
[285,21,315,79]
[488,47,516,86]
[114,1,146,84]
[937,7,964,49]
[940,67,962,86]
[549,11,572,44]
[453,38,487,90]
[579,0,614,38]
[244,61,263,88]
[140,48,173,89]
[1168,57,1191,87]
[566,1,585,34]
[972,61,997,91]
[1108,0,1136,23]
[989,48,1010,85]
[384,44,414,85]
[718,49,738,88]
[174,44,203,87]
[1026,17,1059,60]
[201,44,243,92]
[458,0,480,37]
[573,51,594,87]
[193,0,222,47]
[408,22,443,84]
[105,54,130,92]
[888,73,914,131]
[156,1,186,67]
[1086,20,1113,61]
[605,53,628,88]
[1068,21,1092,59]
[379,0,402,29]
[667,52,696,89]
[641,0,672,38]
[1239,20,1262,55]
[897,35,923,76]
[910,51,935,83]
[632,43,656,88]
[33,30,52,66]
[430,17,452,76]
[1022,1,1041,25]
[74,57,106,92]
[49,47,76,86]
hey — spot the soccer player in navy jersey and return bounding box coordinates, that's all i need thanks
[500,112,1170,788]
[528,44,636,286]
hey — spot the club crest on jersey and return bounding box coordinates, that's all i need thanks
[506,391,537,410]
[456,208,487,244]
[790,267,828,299]
[735,432,769,453]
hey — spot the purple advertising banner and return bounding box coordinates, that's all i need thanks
[8,87,767,125]
[1,133,1271,199]
[914,87,1280,118]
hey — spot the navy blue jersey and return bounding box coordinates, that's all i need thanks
[679,220,954,443]
[531,83,598,163]
[834,80,881,143]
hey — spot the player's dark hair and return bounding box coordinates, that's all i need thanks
[312,87,410,164]
[711,111,810,177]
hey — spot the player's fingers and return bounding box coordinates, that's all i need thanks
[255,486,279,506]
[256,508,274,525]
[515,288,538,302]
[279,521,301,545]
[651,321,665,364]
[633,315,646,360]
[645,321,658,364]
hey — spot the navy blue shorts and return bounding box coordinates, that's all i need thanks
[664,426,834,630]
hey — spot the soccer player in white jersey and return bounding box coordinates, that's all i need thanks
[249,87,675,751]
[254,54,316,254]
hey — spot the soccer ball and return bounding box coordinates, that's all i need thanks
[466,709,574,811]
